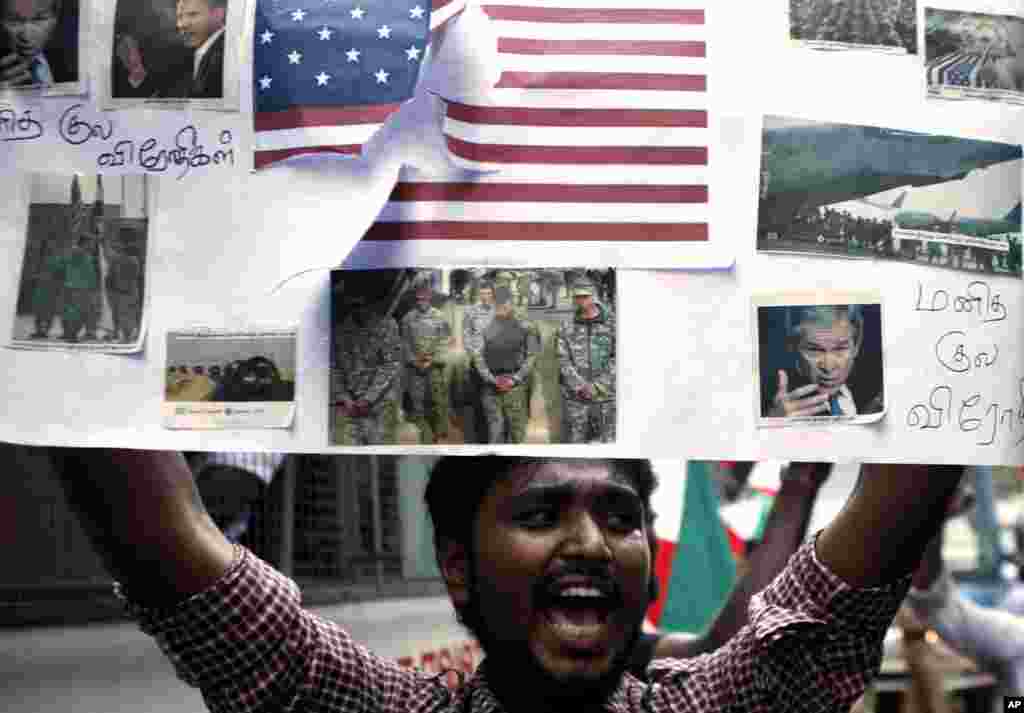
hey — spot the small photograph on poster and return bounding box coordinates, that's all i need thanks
[0,0,82,94]
[757,116,1022,278]
[925,8,1024,105]
[10,173,150,352]
[163,328,297,429]
[104,0,240,109]
[754,292,885,426]
[789,0,917,54]
[330,268,617,447]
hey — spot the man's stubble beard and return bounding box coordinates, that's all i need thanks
[458,553,645,708]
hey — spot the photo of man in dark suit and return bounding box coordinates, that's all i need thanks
[112,0,225,99]
[0,0,78,88]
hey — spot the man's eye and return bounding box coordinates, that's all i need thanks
[517,509,556,528]
[606,511,641,532]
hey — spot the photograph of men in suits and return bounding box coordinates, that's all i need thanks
[112,0,225,99]
[0,0,78,88]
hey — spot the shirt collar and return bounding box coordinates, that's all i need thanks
[455,660,636,713]
[193,27,225,77]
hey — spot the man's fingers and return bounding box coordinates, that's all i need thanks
[790,400,831,417]
[790,391,830,413]
[0,52,23,69]
[775,369,788,401]
[786,383,820,399]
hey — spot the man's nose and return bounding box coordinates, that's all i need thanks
[561,510,612,560]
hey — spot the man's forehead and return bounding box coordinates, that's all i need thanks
[800,318,854,343]
[503,461,637,496]
[7,0,54,15]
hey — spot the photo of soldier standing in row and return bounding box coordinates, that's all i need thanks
[13,173,148,350]
[329,268,617,446]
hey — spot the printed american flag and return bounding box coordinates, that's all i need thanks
[926,49,996,88]
[254,0,465,170]
[366,1,709,243]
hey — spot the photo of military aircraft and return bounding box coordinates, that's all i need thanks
[757,117,1021,277]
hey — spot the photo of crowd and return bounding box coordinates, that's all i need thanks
[758,117,1023,278]
[926,9,1024,98]
[165,350,295,404]
[12,174,148,350]
[790,0,917,53]
[330,268,617,446]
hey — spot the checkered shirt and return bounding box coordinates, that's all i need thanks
[120,539,907,713]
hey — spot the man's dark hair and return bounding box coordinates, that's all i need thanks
[425,456,660,573]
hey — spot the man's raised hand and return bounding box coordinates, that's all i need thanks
[769,369,830,417]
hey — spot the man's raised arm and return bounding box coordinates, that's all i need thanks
[817,463,965,588]
[49,448,236,607]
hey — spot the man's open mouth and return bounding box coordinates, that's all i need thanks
[540,581,618,651]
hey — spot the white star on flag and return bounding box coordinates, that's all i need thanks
[345,48,360,62]
[405,45,421,61]
[317,26,333,40]
[259,29,274,44]
[409,5,424,19]
[377,25,391,39]
[350,6,364,19]
[291,8,306,21]
[258,75,273,89]
[288,50,302,64]
[315,71,331,85]
[374,68,389,83]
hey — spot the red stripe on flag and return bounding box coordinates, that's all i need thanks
[447,136,708,165]
[495,71,706,91]
[482,5,705,24]
[647,538,677,627]
[389,182,708,204]
[445,102,707,128]
[497,38,706,57]
[253,104,402,132]
[364,221,708,241]
[253,145,361,169]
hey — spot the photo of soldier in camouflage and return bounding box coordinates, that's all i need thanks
[329,268,617,446]
[11,173,149,351]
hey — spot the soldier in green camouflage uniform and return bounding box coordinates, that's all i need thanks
[333,299,402,445]
[30,246,66,338]
[556,278,616,443]
[60,237,102,342]
[458,280,495,443]
[474,286,541,443]
[400,279,452,444]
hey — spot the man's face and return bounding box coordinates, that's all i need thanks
[795,315,861,397]
[1,0,57,60]
[478,287,494,306]
[176,0,223,49]
[458,461,651,702]
[415,287,432,311]
[574,293,594,313]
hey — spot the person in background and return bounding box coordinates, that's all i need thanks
[631,462,832,672]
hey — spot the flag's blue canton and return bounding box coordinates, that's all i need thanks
[254,2,431,113]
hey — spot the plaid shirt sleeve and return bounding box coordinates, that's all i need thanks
[117,546,453,713]
[645,537,909,713]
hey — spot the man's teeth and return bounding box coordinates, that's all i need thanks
[560,587,603,598]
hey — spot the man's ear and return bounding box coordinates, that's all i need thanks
[438,538,470,608]
[212,7,227,26]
